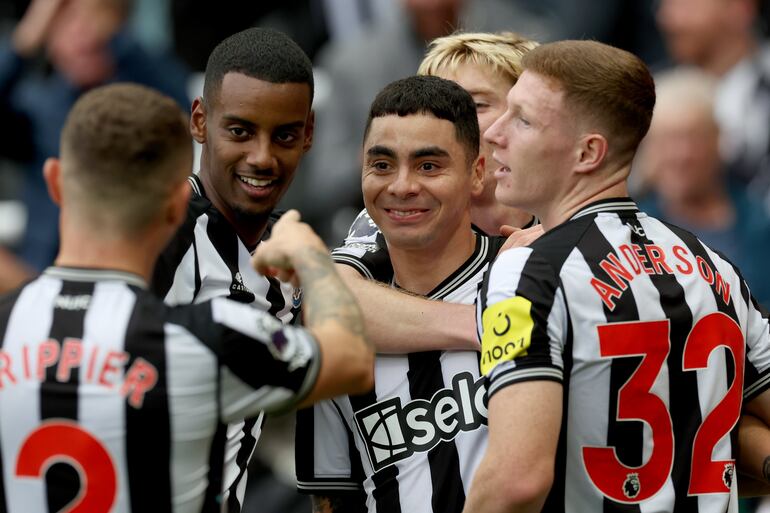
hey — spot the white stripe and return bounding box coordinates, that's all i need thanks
[79,281,137,513]
[164,322,218,513]
[44,267,147,289]
[570,200,638,220]
[487,368,562,397]
[187,176,201,196]
[1,277,61,513]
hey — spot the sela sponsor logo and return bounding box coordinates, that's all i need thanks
[354,372,487,472]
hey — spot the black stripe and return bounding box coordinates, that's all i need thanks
[41,280,93,513]
[151,193,209,298]
[407,351,465,513]
[124,290,172,512]
[265,277,286,317]
[295,406,316,487]
[206,212,256,304]
[226,416,262,512]
[0,286,27,513]
[576,222,645,513]
[201,423,227,511]
[350,391,401,512]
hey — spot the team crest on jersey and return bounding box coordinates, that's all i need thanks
[623,473,640,499]
[723,463,734,489]
[354,372,488,472]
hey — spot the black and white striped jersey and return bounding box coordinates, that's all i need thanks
[0,267,319,513]
[476,197,770,513]
[151,174,301,510]
[297,232,503,513]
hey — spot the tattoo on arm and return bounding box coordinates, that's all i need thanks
[763,456,770,483]
[311,494,366,513]
[296,248,368,345]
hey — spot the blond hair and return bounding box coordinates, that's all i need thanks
[418,32,539,85]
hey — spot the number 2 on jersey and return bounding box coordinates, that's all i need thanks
[15,421,117,513]
[583,313,744,503]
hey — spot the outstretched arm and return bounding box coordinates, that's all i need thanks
[254,210,374,406]
[337,264,479,352]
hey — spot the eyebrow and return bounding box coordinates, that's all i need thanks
[411,146,450,160]
[221,115,306,131]
[366,145,397,159]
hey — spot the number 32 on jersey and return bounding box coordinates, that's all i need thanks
[582,313,744,503]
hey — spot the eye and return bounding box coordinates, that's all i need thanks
[275,131,298,145]
[368,160,391,172]
[228,127,249,138]
[517,116,531,127]
[475,102,489,111]
[420,162,439,172]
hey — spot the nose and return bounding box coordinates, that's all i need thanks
[386,166,419,198]
[244,135,276,171]
[484,116,505,148]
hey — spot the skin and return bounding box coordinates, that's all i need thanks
[362,113,482,293]
[190,72,314,249]
[434,62,534,234]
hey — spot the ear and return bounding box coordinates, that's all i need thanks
[302,110,315,153]
[470,155,485,198]
[574,133,608,174]
[190,97,207,144]
[43,158,63,206]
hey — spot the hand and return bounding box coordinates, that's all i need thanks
[12,0,65,57]
[252,210,329,286]
[499,224,545,253]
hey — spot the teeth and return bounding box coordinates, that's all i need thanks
[238,176,274,187]
[391,210,422,217]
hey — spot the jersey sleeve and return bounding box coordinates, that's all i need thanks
[476,247,566,398]
[171,298,321,421]
[295,401,366,495]
[331,208,393,282]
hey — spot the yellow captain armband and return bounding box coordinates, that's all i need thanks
[480,296,534,375]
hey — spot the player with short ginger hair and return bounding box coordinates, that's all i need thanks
[465,39,770,513]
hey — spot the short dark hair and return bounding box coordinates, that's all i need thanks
[61,83,192,234]
[363,75,480,163]
[203,27,314,105]
[523,40,655,163]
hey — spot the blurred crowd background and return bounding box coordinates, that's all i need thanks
[1,0,770,512]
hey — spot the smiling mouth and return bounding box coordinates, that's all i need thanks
[386,209,428,217]
[238,175,275,187]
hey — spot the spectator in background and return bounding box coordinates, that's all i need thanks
[280,0,550,243]
[0,0,189,272]
[657,0,770,199]
[637,67,770,306]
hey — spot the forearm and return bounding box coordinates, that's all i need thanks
[295,248,374,405]
[338,264,478,352]
[737,413,770,485]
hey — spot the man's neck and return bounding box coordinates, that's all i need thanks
[388,225,476,296]
[537,172,630,232]
[55,225,163,283]
[198,170,268,249]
